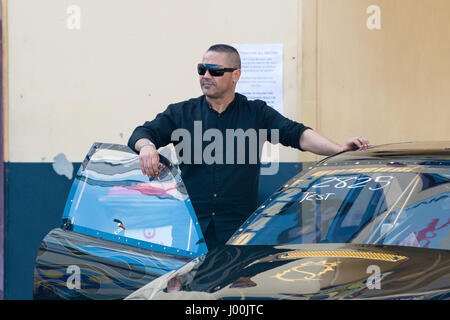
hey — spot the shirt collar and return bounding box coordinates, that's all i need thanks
[204,93,238,115]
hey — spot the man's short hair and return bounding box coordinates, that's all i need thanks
[207,44,241,69]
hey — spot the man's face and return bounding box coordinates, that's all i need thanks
[199,51,240,99]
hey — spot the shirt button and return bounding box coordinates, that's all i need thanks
[213,193,217,198]
[212,212,216,216]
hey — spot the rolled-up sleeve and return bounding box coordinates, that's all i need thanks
[128,104,179,152]
[258,100,311,151]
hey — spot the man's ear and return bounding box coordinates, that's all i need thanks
[232,69,241,84]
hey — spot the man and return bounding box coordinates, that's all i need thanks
[128,44,370,249]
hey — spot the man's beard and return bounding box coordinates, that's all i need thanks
[201,79,218,96]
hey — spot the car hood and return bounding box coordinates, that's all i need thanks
[126,243,450,300]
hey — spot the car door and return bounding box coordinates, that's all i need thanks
[34,142,207,299]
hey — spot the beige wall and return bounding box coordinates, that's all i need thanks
[3,0,450,163]
[301,0,450,162]
[4,0,300,163]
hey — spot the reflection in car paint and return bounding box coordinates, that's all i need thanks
[272,260,340,282]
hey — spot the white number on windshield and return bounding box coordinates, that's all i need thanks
[312,176,394,190]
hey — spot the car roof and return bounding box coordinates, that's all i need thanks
[319,141,450,166]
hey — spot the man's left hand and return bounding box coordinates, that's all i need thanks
[342,136,371,152]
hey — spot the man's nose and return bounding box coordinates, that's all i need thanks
[202,69,212,78]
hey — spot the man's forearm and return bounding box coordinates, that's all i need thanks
[299,129,343,156]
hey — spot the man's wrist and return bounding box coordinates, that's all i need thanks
[138,141,155,152]
[336,145,346,153]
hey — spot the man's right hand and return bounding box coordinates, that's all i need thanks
[137,142,160,177]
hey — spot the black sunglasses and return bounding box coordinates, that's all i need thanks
[197,63,237,77]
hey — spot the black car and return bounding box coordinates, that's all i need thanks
[34,141,450,300]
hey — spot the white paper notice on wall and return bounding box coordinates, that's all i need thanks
[233,44,284,115]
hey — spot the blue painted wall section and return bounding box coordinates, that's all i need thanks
[4,162,303,299]
[5,163,81,299]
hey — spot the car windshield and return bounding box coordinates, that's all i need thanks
[228,163,450,250]
[62,143,207,258]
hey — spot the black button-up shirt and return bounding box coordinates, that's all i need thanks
[128,93,310,241]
